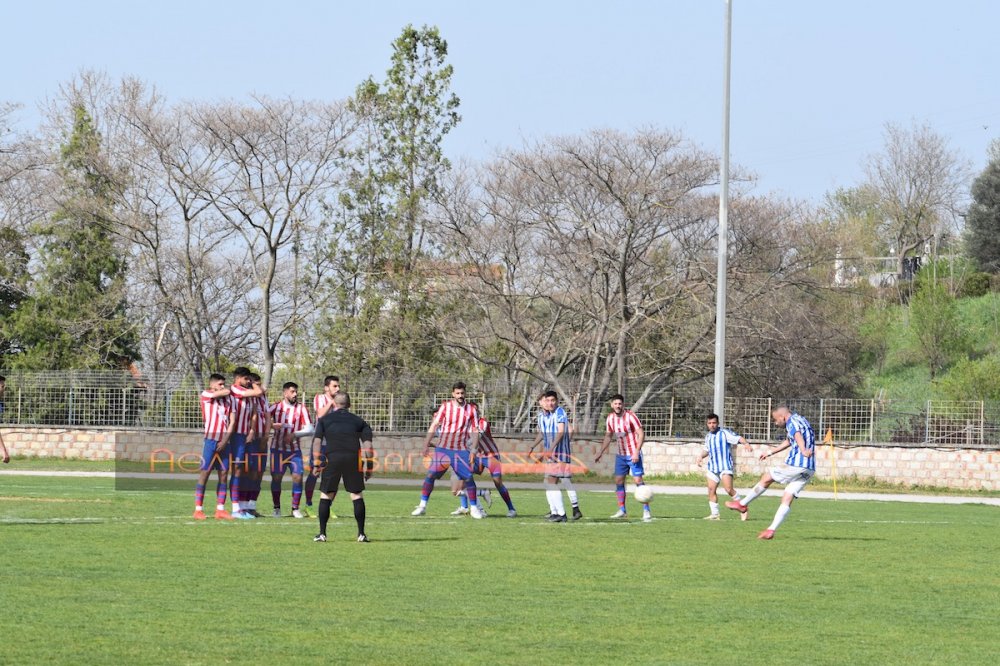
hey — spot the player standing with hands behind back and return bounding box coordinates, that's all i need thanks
[726,405,816,539]
[311,392,375,543]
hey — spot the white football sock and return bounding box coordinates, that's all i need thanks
[741,484,767,506]
[546,487,565,515]
[561,478,579,506]
[709,501,719,515]
[767,504,791,531]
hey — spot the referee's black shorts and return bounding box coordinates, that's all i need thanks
[320,452,365,494]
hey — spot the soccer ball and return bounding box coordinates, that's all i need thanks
[633,485,654,504]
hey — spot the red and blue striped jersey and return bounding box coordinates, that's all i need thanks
[433,400,479,451]
[606,409,643,457]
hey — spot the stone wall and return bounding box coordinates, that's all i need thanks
[3,428,997,491]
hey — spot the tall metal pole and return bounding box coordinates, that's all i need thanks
[714,0,733,423]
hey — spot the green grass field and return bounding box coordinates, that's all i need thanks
[2,474,998,665]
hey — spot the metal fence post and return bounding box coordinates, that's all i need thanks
[165,388,173,429]
[819,398,825,438]
[68,387,75,425]
[925,400,932,444]
[767,398,772,440]
[980,400,985,445]
[17,387,21,425]
[121,388,127,426]
[388,393,394,431]
[869,399,875,442]
[667,396,675,439]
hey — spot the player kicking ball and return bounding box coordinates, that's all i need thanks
[595,394,651,522]
[726,405,816,539]
[697,413,752,521]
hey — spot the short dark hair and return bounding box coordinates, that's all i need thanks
[452,381,466,391]
[706,413,720,421]
[542,390,558,400]
[283,381,298,391]
[324,375,340,386]
[334,391,350,409]
[609,393,624,403]
[249,373,262,382]
[209,373,226,383]
[233,366,251,378]
[0,375,6,382]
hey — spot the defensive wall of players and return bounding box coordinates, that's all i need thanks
[4,427,997,491]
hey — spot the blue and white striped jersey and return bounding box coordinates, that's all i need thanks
[784,413,816,470]
[703,428,741,474]
[538,407,571,454]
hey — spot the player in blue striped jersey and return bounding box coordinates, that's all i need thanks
[696,413,752,520]
[726,405,816,539]
[528,391,582,522]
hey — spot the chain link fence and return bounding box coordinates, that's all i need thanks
[1,370,998,448]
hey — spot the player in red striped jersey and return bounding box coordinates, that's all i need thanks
[228,366,265,519]
[595,394,652,522]
[302,375,340,516]
[451,406,517,517]
[411,382,483,518]
[193,373,236,520]
[242,373,271,517]
[268,382,311,518]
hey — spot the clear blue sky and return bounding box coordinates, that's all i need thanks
[3,0,997,203]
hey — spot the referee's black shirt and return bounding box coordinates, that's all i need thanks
[315,409,373,455]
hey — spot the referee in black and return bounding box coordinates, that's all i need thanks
[310,391,375,543]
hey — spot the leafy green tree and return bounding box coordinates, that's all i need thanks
[909,279,969,379]
[964,158,1000,272]
[319,25,461,378]
[937,353,1000,401]
[4,104,138,369]
[0,226,29,358]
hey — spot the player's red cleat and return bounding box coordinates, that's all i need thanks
[758,529,775,540]
[214,509,235,520]
[193,510,207,520]
[725,500,747,514]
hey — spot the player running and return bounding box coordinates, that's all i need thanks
[529,390,582,522]
[726,405,816,539]
[411,382,483,519]
[451,405,517,518]
[268,382,311,518]
[595,394,651,522]
[193,373,235,520]
[697,413,752,520]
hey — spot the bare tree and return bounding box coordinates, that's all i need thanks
[43,74,258,375]
[188,96,356,384]
[865,122,970,278]
[436,129,722,428]
[435,129,853,428]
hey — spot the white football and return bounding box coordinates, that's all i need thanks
[633,485,654,504]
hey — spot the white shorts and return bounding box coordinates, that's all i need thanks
[769,465,815,497]
[705,469,733,484]
[544,462,572,478]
